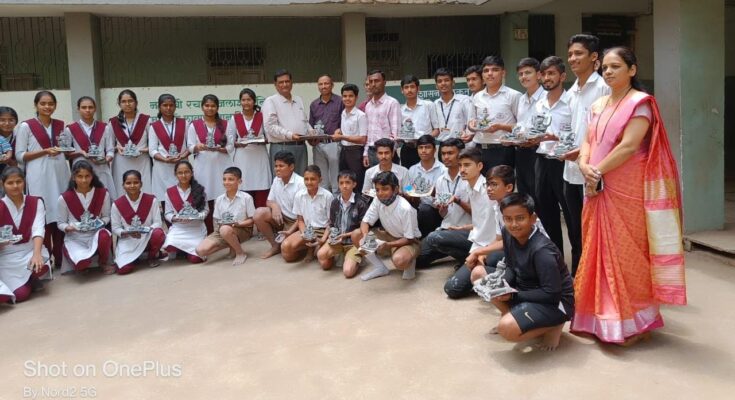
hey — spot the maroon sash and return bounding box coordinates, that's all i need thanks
[114,193,154,225]
[25,119,64,149]
[0,196,41,244]
[151,118,186,153]
[67,121,107,153]
[234,112,264,138]
[61,188,107,221]
[192,119,226,145]
[109,114,150,146]
[166,186,192,212]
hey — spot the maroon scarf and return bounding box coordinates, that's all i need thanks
[61,188,107,220]
[0,196,41,244]
[233,112,264,138]
[166,186,192,212]
[25,119,64,149]
[109,114,150,146]
[114,193,154,225]
[192,119,226,145]
[151,118,186,153]
[67,121,107,153]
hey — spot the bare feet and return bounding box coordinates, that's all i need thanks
[536,324,564,351]
[619,331,652,347]
[260,246,281,259]
[303,248,314,263]
[101,265,116,275]
[232,253,248,266]
[226,250,236,259]
[148,258,161,268]
[489,325,499,335]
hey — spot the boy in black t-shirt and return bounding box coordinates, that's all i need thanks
[491,193,574,351]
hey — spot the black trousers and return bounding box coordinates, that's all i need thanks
[563,181,584,276]
[479,144,514,176]
[515,147,538,202]
[339,145,366,194]
[417,203,443,238]
[534,157,572,259]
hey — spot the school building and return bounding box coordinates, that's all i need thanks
[0,0,731,236]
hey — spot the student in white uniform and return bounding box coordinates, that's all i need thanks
[253,151,305,259]
[0,106,19,182]
[57,161,113,275]
[399,74,439,168]
[562,34,610,276]
[149,94,189,207]
[349,171,421,281]
[466,56,522,175]
[15,90,71,268]
[66,96,116,199]
[227,88,272,208]
[281,165,333,263]
[407,134,446,237]
[513,58,545,201]
[109,89,152,195]
[188,94,233,234]
[362,138,409,197]
[196,166,256,266]
[0,167,50,304]
[433,68,472,146]
[111,170,166,275]
[162,160,208,264]
[333,84,367,192]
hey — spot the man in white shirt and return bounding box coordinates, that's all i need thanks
[398,74,439,168]
[528,56,575,269]
[465,56,522,175]
[362,138,409,196]
[463,65,485,96]
[407,134,446,236]
[562,34,610,275]
[262,69,310,175]
[434,68,472,145]
[333,84,367,192]
[513,58,545,201]
[253,150,306,259]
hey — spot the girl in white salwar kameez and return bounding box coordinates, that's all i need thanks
[162,160,208,264]
[14,90,71,268]
[0,167,51,304]
[227,88,272,208]
[57,161,114,275]
[148,94,190,206]
[66,97,117,199]
[188,94,232,234]
[0,106,20,197]
[111,170,166,275]
[109,89,152,194]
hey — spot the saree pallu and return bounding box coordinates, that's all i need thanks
[571,92,686,343]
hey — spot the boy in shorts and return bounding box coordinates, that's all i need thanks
[196,167,255,265]
[349,171,421,281]
[490,193,574,351]
[316,170,369,278]
[253,151,306,259]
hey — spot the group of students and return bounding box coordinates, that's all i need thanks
[0,31,683,350]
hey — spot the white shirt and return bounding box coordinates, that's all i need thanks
[435,170,471,229]
[267,173,306,220]
[516,87,547,128]
[564,72,611,184]
[466,176,496,251]
[2,196,45,239]
[340,108,367,147]
[363,196,421,239]
[401,99,439,139]
[292,186,333,228]
[407,160,446,205]
[362,163,409,194]
[435,94,472,141]
[531,90,573,156]
[262,93,310,142]
[471,85,522,143]
[213,191,255,223]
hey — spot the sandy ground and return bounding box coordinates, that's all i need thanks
[1,241,733,400]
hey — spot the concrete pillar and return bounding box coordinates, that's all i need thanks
[499,12,528,92]
[64,13,103,120]
[654,0,725,232]
[341,13,367,100]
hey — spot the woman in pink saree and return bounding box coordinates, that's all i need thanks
[572,47,687,345]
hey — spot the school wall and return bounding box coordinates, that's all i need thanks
[725,5,734,177]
